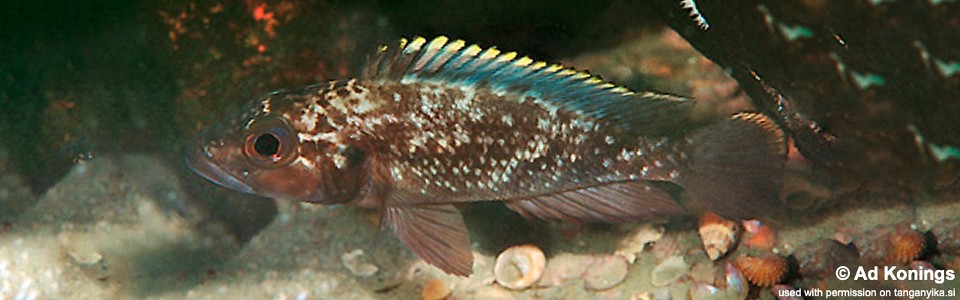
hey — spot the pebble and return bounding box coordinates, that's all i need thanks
[615,224,665,263]
[537,254,595,287]
[340,249,378,277]
[650,255,687,287]
[582,255,629,291]
[421,278,450,300]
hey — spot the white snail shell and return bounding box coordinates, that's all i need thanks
[494,244,546,290]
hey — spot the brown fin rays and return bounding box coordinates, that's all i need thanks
[679,112,787,219]
[505,181,687,223]
[383,201,474,276]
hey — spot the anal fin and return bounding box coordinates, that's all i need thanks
[383,202,474,276]
[504,181,687,223]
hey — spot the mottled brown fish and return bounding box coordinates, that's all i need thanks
[187,36,785,276]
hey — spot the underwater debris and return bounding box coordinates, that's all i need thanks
[340,249,379,277]
[494,244,546,290]
[931,218,960,255]
[615,223,664,263]
[741,219,778,251]
[420,278,451,300]
[792,239,859,280]
[723,262,748,299]
[854,224,926,266]
[582,255,629,291]
[698,212,739,260]
[536,254,595,287]
[650,255,687,287]
[733,253,787,287]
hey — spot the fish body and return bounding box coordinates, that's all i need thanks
[188,36,785,275]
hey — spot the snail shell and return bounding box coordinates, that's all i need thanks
[494,244,546,290]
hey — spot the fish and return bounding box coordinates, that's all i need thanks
[649,0,960,187]
[186,36,786,276]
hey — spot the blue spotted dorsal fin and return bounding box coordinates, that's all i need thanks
[362,36,695,135]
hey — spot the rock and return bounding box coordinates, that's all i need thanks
[615,224,665,263]
[421,278,451,300]
[341,249,379,277]
[537,254,596,287]
[582,255,629,291]
[650,255,688,287]
[0,146,35,223]
[3,155,238,298]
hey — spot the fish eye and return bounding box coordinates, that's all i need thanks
[243,117,297,168]
[253,133,280,157]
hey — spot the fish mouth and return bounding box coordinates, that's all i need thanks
[185,148,255,194]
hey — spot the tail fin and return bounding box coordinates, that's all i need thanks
[679,112,786,219]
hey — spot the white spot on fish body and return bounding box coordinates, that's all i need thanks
[294,156,316,170]
[391,167,404,181]
[501,114,514,126]
[669,170,681,180]
[299,111,318,131]
[332,153,348,169]
[537,118,552,131]
[616,148,628,161]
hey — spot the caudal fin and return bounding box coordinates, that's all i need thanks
[679,112,786,219]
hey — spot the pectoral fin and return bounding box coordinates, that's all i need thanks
[383,202,474,276]
[504,181,686,223]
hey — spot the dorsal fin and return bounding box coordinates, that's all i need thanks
[363,36,695,136]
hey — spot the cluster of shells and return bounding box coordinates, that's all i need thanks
[694,212,960,299]
[416,213,960,299]
[491,244,631,291]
